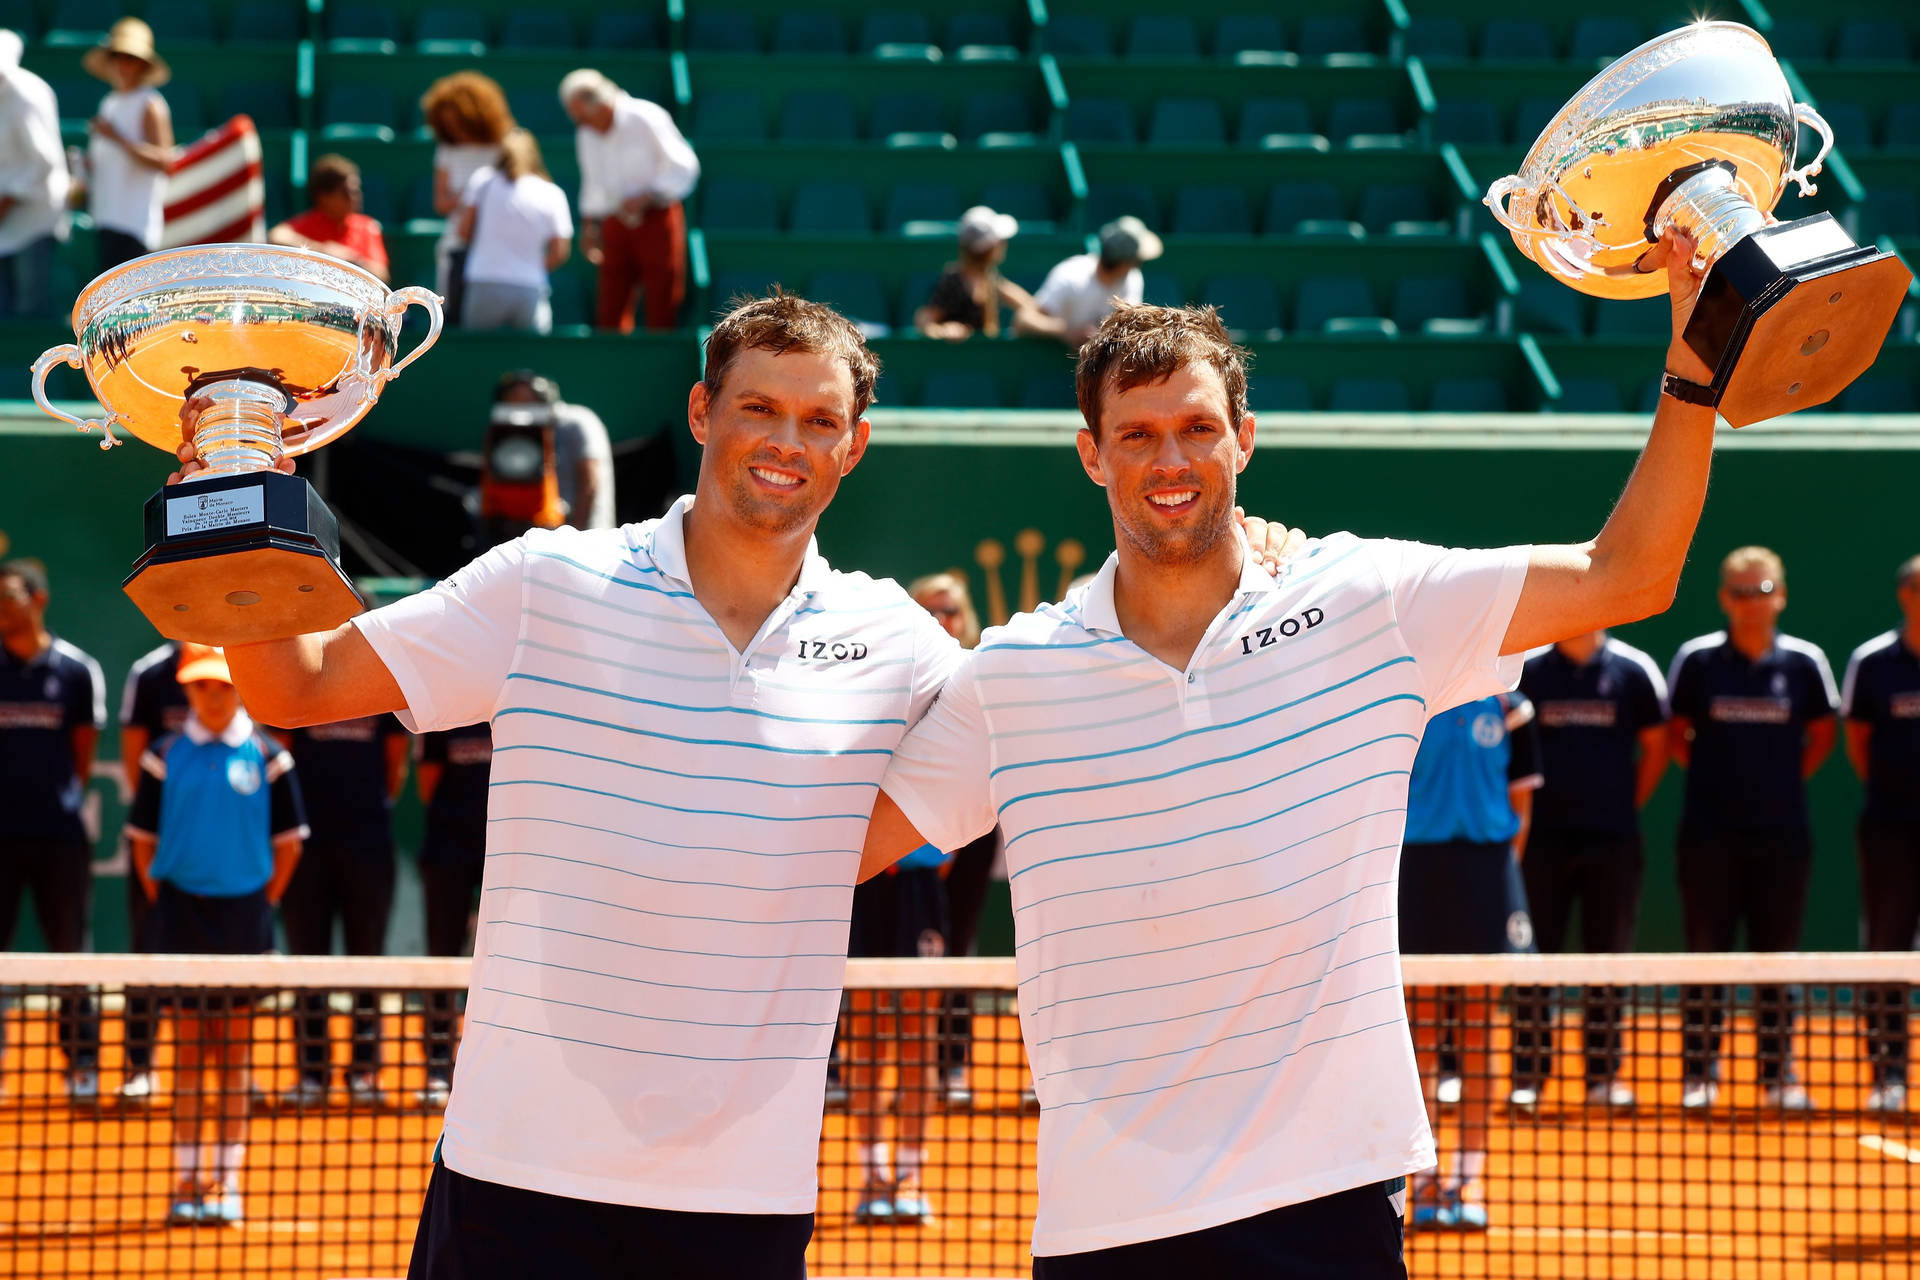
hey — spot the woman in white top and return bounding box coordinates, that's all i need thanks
[84,18,173,269]
[454,129,573,333]
[420,71,512,318]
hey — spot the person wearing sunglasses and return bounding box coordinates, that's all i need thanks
[1666,546,1838,1112]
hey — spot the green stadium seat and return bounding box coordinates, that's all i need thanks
[1085,181,1159,228]
[167,84,205,139]
[1835,20,1909,63]
[871,92,948,140]
[1327,98,1400,145]
[1126,16,1200,59]
[227,2,298,43]
[44,0,116,46]
[1297,15,1369,59]
[326,3,400,53]
[220,83,296,130]
[1171,184,1252,235]
[1839,378,1919,412]
[806,271,890,330]
[790,180,873,232]
[948,12,1018,55]
[692,92,766,142]
[960,93,1036,142]
[1514,280,1588,336]
[1238,98,1322,149]
[147,0,214,44]
[501,11,576,50]
[506,90,571,137]
[416,7,487,54]
[1019,373,1078,409]
[1148,98,1226,147]
[1047,14,1112,57]
[980,181,1054,226]
[1433,99,1501,145]
[779,90,859,142]
[407,175,439,223]
[1392,276,1476,332]
[1811,101,1870,151]
[1330,378,1410,411]
[1514,98,1561,145]
[687,10,757,52]
[1478,19,1553,61]
[1294,275,1379,332]
[1263,181,1353,236]
[549,268,589,329]
[1885,104,1920,148]
[356,174,398,229]
[860,12,934,53]
[0,0,33,40]
[1860,187,1919,238]
[883,181,959,230]
[1323,315,1398,339]
[698,177,780,231]
[1554,379,1625,413]
[898,271,939,325]
[1215,15,1287,60]
[773,11,849,54]
[589,11,661,50]
[711,270,783,312]
[1405,17,1468,60]
[320,86,398,142]
[1569,18,1642,62]
[1592,297,1669,338]
[1430,378,1510,412]
[1140,271,1181,306]
[1260,377,1313,410]
[922,372,1002,407]
[1356,183,1439,235]
[49,78,96,126]
[1765,19,1825,62]
[1064,99,1135,145]
[1201,276,1281,335]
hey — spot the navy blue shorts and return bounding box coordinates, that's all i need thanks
[1398,840,1536,954]
[407,1161,813,1280]
[144,883,273,1011]
[1032,1180,1406,1279]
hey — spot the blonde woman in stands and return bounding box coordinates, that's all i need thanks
[914,206,1036,341]
[452,129,573,334]
[421,71,513,323]
[83,18,173,270]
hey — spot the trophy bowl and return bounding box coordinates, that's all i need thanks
[31,244,442,644]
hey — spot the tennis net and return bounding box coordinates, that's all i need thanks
[0,953,1914,1278]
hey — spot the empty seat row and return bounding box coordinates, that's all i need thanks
[1431,96,1571,148]
[1513,282,1676,340]
[687,9,1019,57]
[1795,100,1920,152]
[692,90,1039,146]
[1089,180,1453,239]
[1045,12,1375,61]
[1764,18,1914,65]
[700,178,1056,234]
[320,85,575,141]
[0,0,302,44]
[1406,16,1661,63]
[1193,273,1489,338]
[325,4,659,53]
[1066,96,1408,149]
[49,77,296,134]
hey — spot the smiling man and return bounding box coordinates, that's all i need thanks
[860,229,1721,1276]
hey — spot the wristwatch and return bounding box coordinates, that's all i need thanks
[1660,373,1716,406]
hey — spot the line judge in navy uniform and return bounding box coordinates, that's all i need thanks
[117,638,189,1100]
[1841,553,1920,1115]
[413,721,491,1110]
[271,712,409,1107]
[1668,546,1837,1111]
[1399,690,1542,1231]
[1509,630,1668,1108]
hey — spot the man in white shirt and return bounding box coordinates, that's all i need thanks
[0,29,67,316]
[1017,216,1161,348]
[859,227,1721,1274]
[560,68,699,333]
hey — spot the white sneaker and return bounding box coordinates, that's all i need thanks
[1680,1080,1718,1110]
[66,1069,99,1103]
[1865,1082,1908,1113]
[1764,1082,1813,1111]
[1435,1074,1462,1106]
[1585,1080,1636,1108]
[279,1078,329,1109]
[1508,1085,1539,1111]
[415,1076,451,1111]
[118,1070,157,1102]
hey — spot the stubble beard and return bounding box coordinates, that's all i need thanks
[1113,485,1236,567]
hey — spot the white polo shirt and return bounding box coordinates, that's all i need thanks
[354,495,959,1213]
[881,532,1529,1255]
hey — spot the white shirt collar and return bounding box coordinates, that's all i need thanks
[184,708,255,748]
[645,494,832,597]
[1078,533,1278,637]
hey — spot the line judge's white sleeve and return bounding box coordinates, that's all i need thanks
[349,539,527,734]
[1372,538,1531,715]
[880,653,995,854]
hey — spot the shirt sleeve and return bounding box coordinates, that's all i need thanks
[269,758,309,841]
[67,651,106,731]
[1623,648,1669,727]
[1506,695,1544,789]
[637,100,700,204]
[907,610,966,728]
[1841,647,1872,721]
[350,538,527,734]
[1372,539,1530,715]
[125,750,165,838]
[1799,647,1840,721]
[545,180,575,240]
[1032,261,1070,314]
[119,663,144,727]
[575,130,613,219]
[880,655,996,854]
[1666,646,1704,720]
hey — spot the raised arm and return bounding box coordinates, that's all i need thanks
[225,624,405,729]
[1501,228,1718,655]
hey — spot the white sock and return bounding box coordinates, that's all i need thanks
[1458,1150,1486,1189]
[894,1146,923,1186]
[858,1142,891,1184]
[173,1145,199,1181]
[215,1143,245,1187]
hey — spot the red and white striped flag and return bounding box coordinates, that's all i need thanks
[160,115,266,247]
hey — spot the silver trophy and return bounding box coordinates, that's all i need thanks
[30,245,442,644]
[1485,21,1911,426]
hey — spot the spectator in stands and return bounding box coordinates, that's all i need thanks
[915,206,1035,341]
[125,646,306,1226]
[272,712,408,1109]
[0,559,104,1101]
[1841,554,1920,1114]
[268,154,389,284]
[1399,691,1541,1231]
[84,18,174,270]
[1668,546,1838,1111]
[420,71,513,323]
[0,31,68,316]
[560,68,698,333]
[413,722,491,1110]
[1016,216,1161,347]
[1509,630,1669,1110]
[453,129,573,334]
[496,370,614,529]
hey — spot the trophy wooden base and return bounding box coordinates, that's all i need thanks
[123,470,366,645]
[1681,213,1913,427]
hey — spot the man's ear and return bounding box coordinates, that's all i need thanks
[1235,411,1255,474]
[1075,426,1106,488]
[687,381,710,447]
[841,417,871,477]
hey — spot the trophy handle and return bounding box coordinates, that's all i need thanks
[1786,104,1833,198]
[1483,175,1535,243]
[381,286,444,383]
[1485,174,1603,257]
[30,344,124,450]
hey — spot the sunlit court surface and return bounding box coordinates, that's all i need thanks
[0,956,1912,1279]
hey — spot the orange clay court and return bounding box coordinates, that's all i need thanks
[0,991,1913,1279]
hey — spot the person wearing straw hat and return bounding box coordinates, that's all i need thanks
[914,205,1034,341]
[83,17,174,271]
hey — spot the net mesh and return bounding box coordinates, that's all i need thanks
[0,954,1914,1279]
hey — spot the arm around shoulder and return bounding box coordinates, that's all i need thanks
[224,623,405,729]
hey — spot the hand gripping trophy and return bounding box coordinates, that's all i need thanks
[30,245,442,644]
[1486,21,1911,425]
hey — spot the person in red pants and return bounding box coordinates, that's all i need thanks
[560,69,699,333]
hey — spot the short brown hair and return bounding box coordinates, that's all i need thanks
[703,290,881,418]
[1075,304,1250,437]
[308,153,359,200]
[420,71,514,146]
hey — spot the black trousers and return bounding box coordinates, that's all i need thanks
[279,845,395,1081]
[0,837,97,1069]
[1677,828,1812,1083]
[1032,1181,1406,1280]
[124,868,155,1070]
[940,829,999,1073]
[95,228,148,271]
[1510,830,1643,1087]
[1859,818,1920,1086]
[421,856,484,1074]
[408,1162,813,1280]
